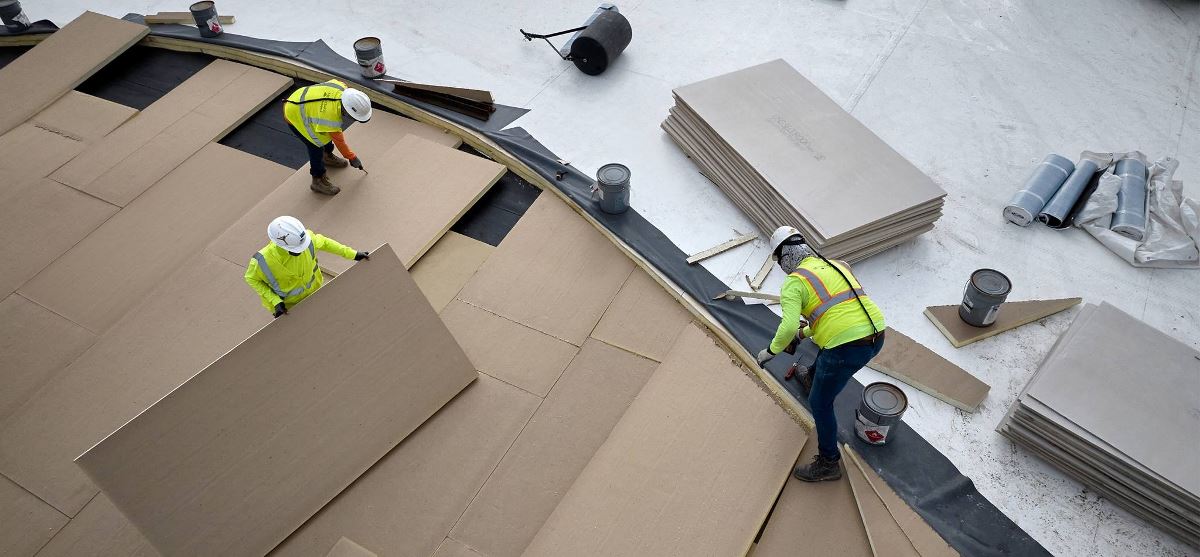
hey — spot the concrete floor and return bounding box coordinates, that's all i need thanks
[34,1,1200,555]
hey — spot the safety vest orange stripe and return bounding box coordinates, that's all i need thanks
[790,265,867,324]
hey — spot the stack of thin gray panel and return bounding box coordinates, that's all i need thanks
[662,59,946,261]
[999,302,1200,549]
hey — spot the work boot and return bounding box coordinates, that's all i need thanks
[793,454,842,482]
[310,174,340,196]
[322,151,349,168]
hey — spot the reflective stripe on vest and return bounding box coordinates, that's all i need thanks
[791,267,867,324]
[291,81,345,145]
[253,242,318,299]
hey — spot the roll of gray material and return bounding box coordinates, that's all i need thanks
[1111,156,1148,241]
[1004,154,1074,226]
[1039,152,1110,228]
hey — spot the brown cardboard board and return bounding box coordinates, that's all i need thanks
[459,194,635,345]
[867,328,990,412]
[73,245,477,556]
[754,441,872,557]
[440,300,579,397]
[207,111,463,270]
[0,473,67,557]
[590,268,693,362]
[31,91,138,142]
[924,298,1082,348]
[0,179,118,300]
[51,60,293,206]
[144,12,236,25]
[522,324,807,556]
[846,448,958,557]
[20,143,291,335]
[0,294,96,422]
[0,12,147,136]
[325,537,378,557]
[842,444,921,557]
[412,232,494,312]
[32,494,158,557]
[0,254,271,517]
[433,538,489,557]
[450,339,659,557]
[272,375,540,557]
[0,124,88,194]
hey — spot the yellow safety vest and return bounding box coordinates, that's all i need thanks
[243,231,357,311]
[787,257,885,348]
[283,79,347,147]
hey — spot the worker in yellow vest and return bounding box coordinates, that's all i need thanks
[283,79,373,196]
[244,216,369,317]
[756,226,886,482]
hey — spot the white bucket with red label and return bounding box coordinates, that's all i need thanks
[855,382,907,445]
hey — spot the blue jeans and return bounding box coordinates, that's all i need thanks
[809,334,885,460]
[288,122,334,177]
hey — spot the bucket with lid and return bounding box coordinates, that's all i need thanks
[189,1,223,38]
[854,382,907,445]
[594,163,631,214]
[959,268,1011,327]
[353,37,386,78]
[0,0,30,32]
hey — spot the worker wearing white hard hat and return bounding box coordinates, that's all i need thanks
[244,216,369,317]
[757,226,886,483]
[283,79,373,196]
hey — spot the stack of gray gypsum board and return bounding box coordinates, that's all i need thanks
[662,60,945,261]
[997,302,1200,548]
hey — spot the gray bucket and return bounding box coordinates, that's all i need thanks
[353,37,386,78]
[959,268,1011,327]
[0,0,30,32]
[189,1,223,38]
[595,163,631,214]
[855,382,907,445]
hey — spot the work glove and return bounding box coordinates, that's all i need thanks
[355,250,370,261]
[756,348,775,366]
[273,302,288,318]
[349,157,364,171]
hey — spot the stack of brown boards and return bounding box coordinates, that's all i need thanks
[998,302,1200,548]
[521,324,807,556]
[845,448,958,557]
[74,245,477,556]
[0,11,147,136]
[376,79,495,120]
[867,328,989,412]
[924,298,1082,347]
[50,59,293,206]
[662,59,946,261]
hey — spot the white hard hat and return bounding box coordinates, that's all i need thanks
[268,216,311,253]
[341,88,373,123]
[769,225,804,259]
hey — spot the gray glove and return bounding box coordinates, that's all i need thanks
[354,250,370,261]
[349,157,364,171]
[756,348,775,366]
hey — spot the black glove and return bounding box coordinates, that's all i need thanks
[349,157,364,170]
[355,250,370,261]
[273,302,288,318]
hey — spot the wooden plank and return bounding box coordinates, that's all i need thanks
[750,253,773,290]
[325,537,377,557]
[450,339,658,557]
[842,443,921,557]
[459,194,635,345]
[713,290,781,303]
[590,268,693,362]
[866,328,990,412]
[0,294,96,422]
[0,473,67,557]
[522,324,806,557]
[0,12,146,136]
[74,245,477,556]
[411,231,493,312]
[845,448,958,557]
[31,494,157,557]
[50,59,292,206]
[21,143,292,335]
[685,232,756,264]
[144,12,236,25]
[923,298,1082,348]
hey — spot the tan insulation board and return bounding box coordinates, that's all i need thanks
[144,12,235,25]
[867,328,989,412]
[924,298,1082,348]
[754,441,872,557]
[451,339,659,557]
[20,143,291,335]
[325,537,378,557]
[207,111,464,270]
[0,11,146,137]
[0,124,89,195]
[846,448,958,557]
[434,538,490,557]
[0,179,118,300]
[272,375,540,557]
[459,194,635,345]
[0,473,67,557]
[0,294,96,422]
[843,444,921,557]
[441,300,579,396]
[412,231,494,312]
[50,59,292,206]
[31,91,138,142]
[522,324,807,556]
[0,254,271,517]
[32,494,158,557]
[590,268,693,362]
[74,245,476,557]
